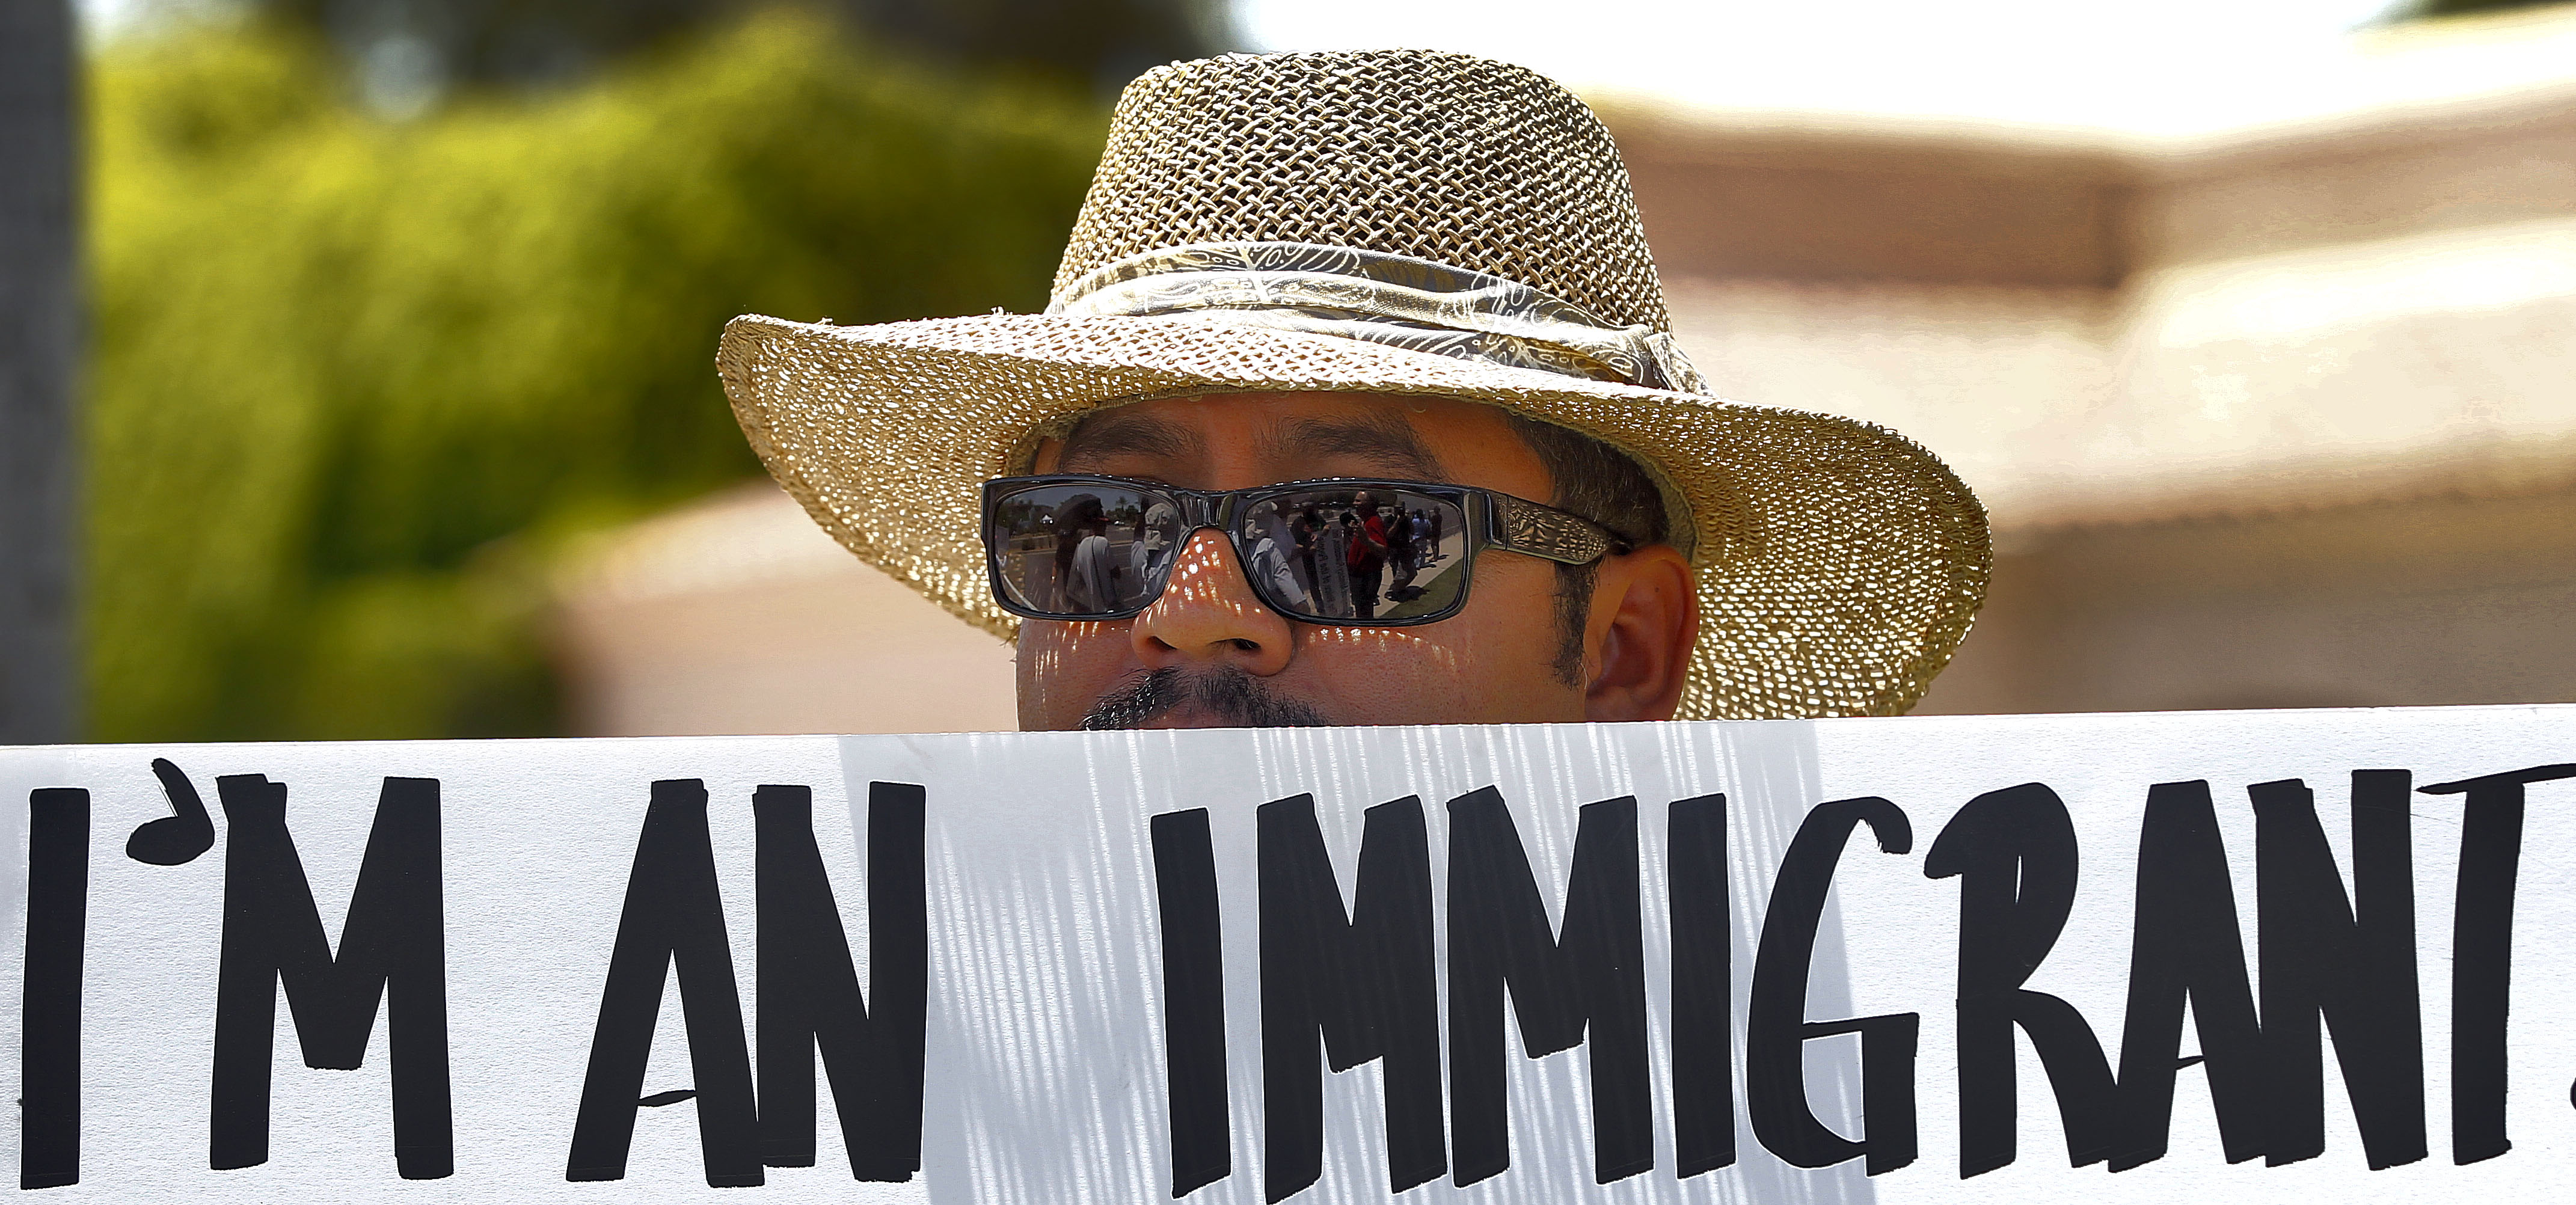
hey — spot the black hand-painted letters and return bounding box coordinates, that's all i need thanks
[1747,796,1919,1176]
[125,758,213,866]
[753,782,928,1182]
[1256,794,1444,1203]
[208,773,452,1179]
[1924,782,2115,1177]
[1446,788,1650,1186]
[1667,792,1734,1178]
[2250,772,2425,1169]
[566,779,762,1187]
[565,778,931,1189]
[2420,762,2576,1165]
[28,751,2576,1195]
[21,787,88,1190]
[2110,780,2268,1170]
[1150,808,1230,1197]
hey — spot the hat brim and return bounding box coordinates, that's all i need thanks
[716,310,1990,720]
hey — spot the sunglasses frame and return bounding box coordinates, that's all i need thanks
[980,473,1633,627]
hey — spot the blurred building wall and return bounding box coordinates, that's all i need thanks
[1619,29,2576,716]
[553,485,1016,735]
[554,14,2576,734]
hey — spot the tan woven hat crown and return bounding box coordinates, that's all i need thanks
[1055,50,1669,333]
[716,49,1991,720]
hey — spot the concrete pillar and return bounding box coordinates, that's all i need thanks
[0,0,81,743]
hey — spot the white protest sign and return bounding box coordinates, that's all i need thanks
[1,704,2572,1203]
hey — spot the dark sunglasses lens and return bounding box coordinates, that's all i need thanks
[1239,488,1470,622]
[988,485,1183,617]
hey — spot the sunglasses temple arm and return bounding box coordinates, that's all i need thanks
[1485,492,1619,566]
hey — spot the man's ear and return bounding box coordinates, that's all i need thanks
[1580,545,1698,723]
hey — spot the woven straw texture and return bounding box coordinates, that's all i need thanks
[716,50,1991,720]
[1056,51,1670,333]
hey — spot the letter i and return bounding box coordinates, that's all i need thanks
[1150,809,1229,1195]
[22,788,89,1189]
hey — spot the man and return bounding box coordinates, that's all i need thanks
[1064,502,1118,614]
[717,49,1989,729]
[1384,504,1418,604]
[1240,510,1310,615]
[1131,500,1179,588]
[1346,489,1390,621]
[1310,505,1352,621]
[1290,504,1322,602]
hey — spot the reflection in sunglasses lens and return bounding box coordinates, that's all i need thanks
[989,485,1182,617]
[1253,489,1469,624]
[990,483,1471,624]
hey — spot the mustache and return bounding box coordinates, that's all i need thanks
[1078,667,1330,730]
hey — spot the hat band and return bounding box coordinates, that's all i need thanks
[1046,242,1707,394]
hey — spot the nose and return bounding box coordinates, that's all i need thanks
[1129,529,1295,675]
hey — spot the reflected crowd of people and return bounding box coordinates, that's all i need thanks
[1029,494,1176,615]
[1241,489,1453,620]
[1004,488,1458,620]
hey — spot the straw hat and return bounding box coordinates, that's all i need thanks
[715,49,1990,720]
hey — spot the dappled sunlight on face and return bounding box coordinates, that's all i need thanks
[1026,619,1119,664]
[1147,539,1271,629]
[1015,620,1120,722]
[1298,623,1460,675]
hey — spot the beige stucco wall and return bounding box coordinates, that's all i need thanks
[1914,486,2576,716]
[1637,43,2576,718]
[551,485,1016,736]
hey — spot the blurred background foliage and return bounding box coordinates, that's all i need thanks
[253,0,1231,115]
[87,3,1165,741]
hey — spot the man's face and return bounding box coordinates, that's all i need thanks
[1014,391,1600,729]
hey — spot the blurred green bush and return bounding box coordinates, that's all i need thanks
[87,7,1105,740]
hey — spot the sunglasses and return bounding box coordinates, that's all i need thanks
[981,474,1632,626]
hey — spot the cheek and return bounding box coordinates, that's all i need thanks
[1015,621,1132,724]
[1290,625,1470,702]
[1455,558,1588,719]
[1452,555,1570,667]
